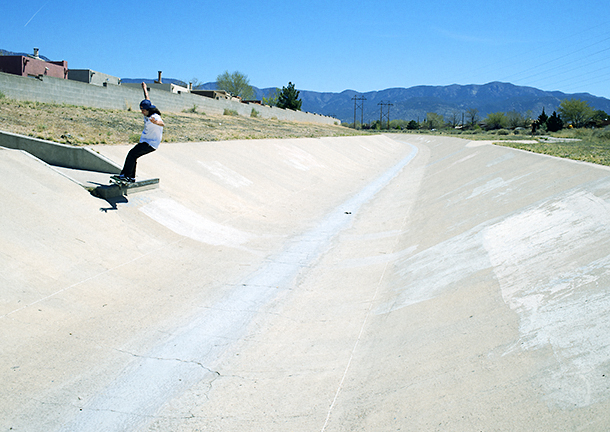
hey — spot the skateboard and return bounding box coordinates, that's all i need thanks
[109,175,135,186]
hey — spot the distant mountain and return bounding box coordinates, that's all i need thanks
[294,82,610,124]
[121,77,189,86]
[125,78,610,123]
[177,81,610,123]
[1,49,51,62]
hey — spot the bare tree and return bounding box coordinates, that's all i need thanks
[467,108,479,128]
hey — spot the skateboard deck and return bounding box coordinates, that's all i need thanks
[109,176,134,186]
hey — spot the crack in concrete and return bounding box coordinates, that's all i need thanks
[114,348,221,377]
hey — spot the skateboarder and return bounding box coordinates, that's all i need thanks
[112,82,164,183]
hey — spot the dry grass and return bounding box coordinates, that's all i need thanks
[0,97,363,146]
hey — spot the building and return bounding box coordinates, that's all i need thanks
[122,71,190,94]
[191,90,232,100]
[68,69,121,86]
[0,48,67,79]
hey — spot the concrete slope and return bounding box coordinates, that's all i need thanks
[1,135,609,431]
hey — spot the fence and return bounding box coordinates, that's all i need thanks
[0,71,339,125]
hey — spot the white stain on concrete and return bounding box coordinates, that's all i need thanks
[483,188,610,409]
[276,144,325,171]
[376,228,490,313]
[140,198,253,248]
[467,174,529,199]
[198,160,253,188]
[379,181,610,408]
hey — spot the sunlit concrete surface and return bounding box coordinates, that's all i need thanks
[1,134,609,431]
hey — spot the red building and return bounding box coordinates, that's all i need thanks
[0,48,67,79]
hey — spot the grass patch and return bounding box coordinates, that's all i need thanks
[394,127,610,167]
[495,132,610,166]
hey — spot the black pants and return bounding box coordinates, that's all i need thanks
[121,142,155,179]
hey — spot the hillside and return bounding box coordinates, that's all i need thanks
[0,97,360,146]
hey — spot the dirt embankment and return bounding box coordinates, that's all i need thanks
[0,97,362,146]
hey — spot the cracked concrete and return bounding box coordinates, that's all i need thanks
[2,135,610,431]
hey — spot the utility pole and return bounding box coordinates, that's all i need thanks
[352,95,366,129]
[378,101,393,130]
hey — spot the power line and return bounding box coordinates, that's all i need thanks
[500,35,610,83]
[352,95,366,126]
[378,101,393,129]
[452,21,610,96]
[454,21,610,85]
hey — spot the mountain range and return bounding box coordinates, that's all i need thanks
[293,82,610,124]
[136,80,610,124]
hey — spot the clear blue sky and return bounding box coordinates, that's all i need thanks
[4,0,610,98]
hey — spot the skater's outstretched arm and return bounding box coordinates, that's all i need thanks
[142,82,150,100]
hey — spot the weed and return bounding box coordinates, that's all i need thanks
[251,108,259,118]
[184,104,198,114]
[223,109,239,116]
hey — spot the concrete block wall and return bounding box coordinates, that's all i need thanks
[0,72,339,125]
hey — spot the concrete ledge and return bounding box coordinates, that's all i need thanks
[0,130,121,173]
[90,178,159,199]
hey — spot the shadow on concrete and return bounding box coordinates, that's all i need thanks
[97,194,129,212]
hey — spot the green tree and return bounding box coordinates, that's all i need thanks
[537,107,548,126]
[484,112,508,130]
[406,120,419,130]
[423,112,445,130]
[507,111,526,129]
[558,98,594,128]
[276,82,302,111]
[263,88,280,106]
[216,70,255,100]
[591,110,609,128]
[389,119,410,130]
[546,111,563,132]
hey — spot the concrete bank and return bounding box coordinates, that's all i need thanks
[0,71,338,124]
[1,135,609,431]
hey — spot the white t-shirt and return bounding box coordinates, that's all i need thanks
[140,113,163,149]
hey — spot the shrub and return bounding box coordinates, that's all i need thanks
[546,111,563,132]
[593,127,610,141]
[406,120,419,130]
[183,104,198,114]
[250,108,259,118]
[223,109,238,116]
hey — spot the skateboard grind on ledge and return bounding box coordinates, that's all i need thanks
[111,82,164,185]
